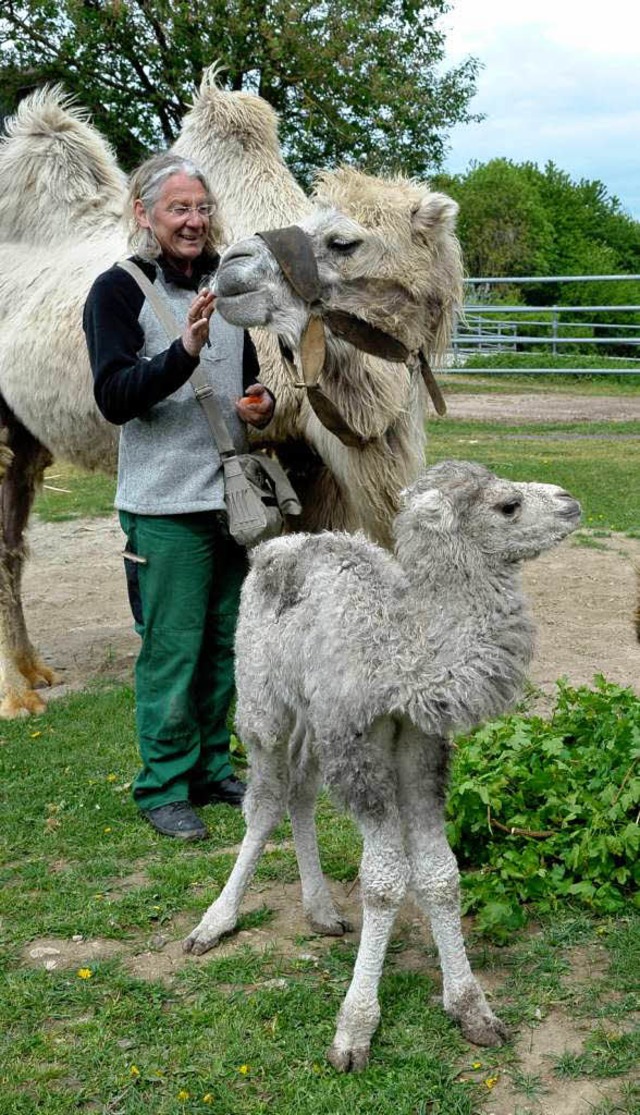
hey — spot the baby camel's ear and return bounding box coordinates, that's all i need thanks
[411,192,459,236]
[411,487,455,531]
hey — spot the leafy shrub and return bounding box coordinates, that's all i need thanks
[447,678,640,941]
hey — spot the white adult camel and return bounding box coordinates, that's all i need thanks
[0,75,462,716]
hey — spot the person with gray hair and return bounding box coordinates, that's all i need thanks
[83,152,275,840]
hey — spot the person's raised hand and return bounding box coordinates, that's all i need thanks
[182,289,215,357]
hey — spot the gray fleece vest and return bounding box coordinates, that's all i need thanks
[115,269,248,515]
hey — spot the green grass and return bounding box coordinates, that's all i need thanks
[450,352,640,391]
[427,418,640,532]
[36,461,116,522]
[1,689,638,1114]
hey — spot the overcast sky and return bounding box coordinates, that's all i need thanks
[440,0,640,220]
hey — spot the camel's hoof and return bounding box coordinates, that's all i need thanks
[309,914,354,936]
[0,688,47,719]
[327,1042,370,1073]
[17,654,57,688]
[183,928,222,956]
[33,664,58,688]
[460,1012,510,1047]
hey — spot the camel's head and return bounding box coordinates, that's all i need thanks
[214,167,463,360]
[396,460,582,568]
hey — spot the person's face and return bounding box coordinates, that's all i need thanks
[134,172,211,272]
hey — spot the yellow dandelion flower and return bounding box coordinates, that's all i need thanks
[237,1064,250,1075]
[484,1075,499,1089]
[106,773,118,782]
[129,1065,140,1077]
[472,1061,482,1069]
[103,826,112,833]
[177,1090,190,1101]
[30,731,42,738]
[203,1096,214,1105]
[76,968,92,979]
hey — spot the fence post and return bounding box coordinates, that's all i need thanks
[552,306,558,355]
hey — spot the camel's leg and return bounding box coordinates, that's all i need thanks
[288,750,353,936]
[397,724,508,1046]
[327,802,409,1073]
[184,742,289,955]
[0,405,55,718]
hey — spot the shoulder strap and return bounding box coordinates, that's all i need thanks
[117,258,236,456]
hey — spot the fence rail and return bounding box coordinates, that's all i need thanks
[450,274,640,373]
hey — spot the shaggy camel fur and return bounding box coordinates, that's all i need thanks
[185,460,581,1071]
[0,86,125,244]
[176,69,463,543]
[0,77,462,716]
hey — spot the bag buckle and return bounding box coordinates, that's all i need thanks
[193,383,214,401]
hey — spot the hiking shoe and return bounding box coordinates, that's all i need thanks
[142,801,208,840]
[191,775,246,808]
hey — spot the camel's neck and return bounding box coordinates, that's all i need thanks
[396,543,534,733]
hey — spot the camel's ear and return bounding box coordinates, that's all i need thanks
[411,192,459,236]
[412,488,455,531]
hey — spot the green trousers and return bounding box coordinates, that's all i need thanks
[119,510,247,811]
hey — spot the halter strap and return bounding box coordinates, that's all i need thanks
[254,225,447,444]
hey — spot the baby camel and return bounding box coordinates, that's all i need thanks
[185,460,581,1070]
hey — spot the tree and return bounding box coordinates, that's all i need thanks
[0,0,481,184]
[435,160,555,281]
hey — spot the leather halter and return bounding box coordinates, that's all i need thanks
[256,226,446,448]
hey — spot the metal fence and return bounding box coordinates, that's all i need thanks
[450,274,640,374]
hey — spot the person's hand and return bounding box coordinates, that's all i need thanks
[182,289,215,357]
[235,383,275,427]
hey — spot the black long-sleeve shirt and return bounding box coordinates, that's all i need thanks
[83,252,262,426]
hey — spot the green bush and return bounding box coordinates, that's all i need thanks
[447,679,640,941]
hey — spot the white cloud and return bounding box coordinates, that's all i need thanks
[441,0,640,217]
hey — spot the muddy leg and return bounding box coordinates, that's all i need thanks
[184,742,289,954]
[289,751,353,936]
[0,405,55,718]
[327,805,408,1072]
[397,725,508,1047]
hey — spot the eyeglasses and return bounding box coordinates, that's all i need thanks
[166,204,215,218]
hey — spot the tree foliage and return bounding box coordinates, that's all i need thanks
[433,158,640,304]
[0,0,481,184]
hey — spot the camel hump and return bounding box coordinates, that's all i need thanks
[0,84,125,245]
[184,64,282,155]
[3,84,88,138]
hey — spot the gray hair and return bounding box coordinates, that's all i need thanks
[125,152,225,259]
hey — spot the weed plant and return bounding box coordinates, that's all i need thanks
[448,679,640,940]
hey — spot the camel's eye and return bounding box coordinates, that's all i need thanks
[327,237,362,255]
[497,499,521,517]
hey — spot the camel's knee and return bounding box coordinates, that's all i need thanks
[243,746,289,820]
[410,847,460,907]
[360,846,409,907]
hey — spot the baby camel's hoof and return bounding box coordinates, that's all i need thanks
[460,1012,510,1047]
[327,1043,370,1073]
[183,929,220,956]
[309,913,354,936]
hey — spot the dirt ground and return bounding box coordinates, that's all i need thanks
[19,392,640,1115]
[26,390,640,708]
